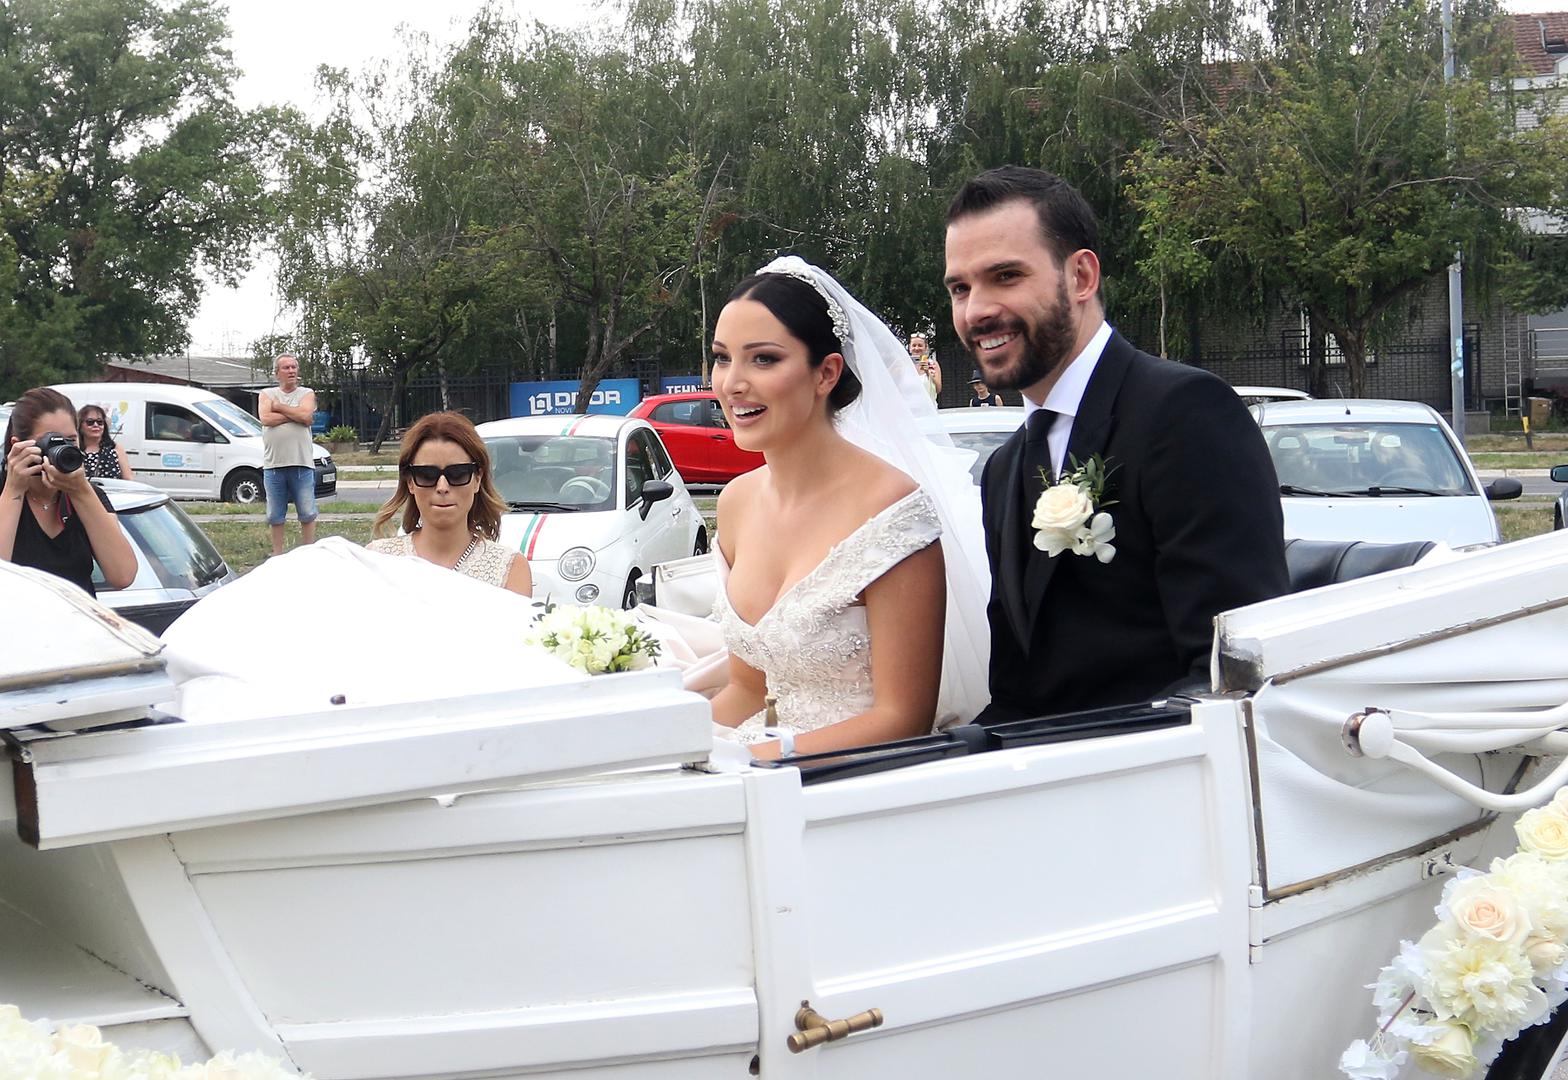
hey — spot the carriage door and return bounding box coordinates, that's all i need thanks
[741,698,1257,1080]
[143,402,219,498]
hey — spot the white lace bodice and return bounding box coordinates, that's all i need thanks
[715,489,942,744]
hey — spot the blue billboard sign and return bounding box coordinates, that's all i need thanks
[660,375,707,395]
[510,378,640,417]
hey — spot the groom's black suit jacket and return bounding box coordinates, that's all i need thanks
[977,331,1288,724]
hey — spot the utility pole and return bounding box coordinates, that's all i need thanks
[1443,0,1466,443]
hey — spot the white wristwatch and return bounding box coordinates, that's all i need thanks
[762,727,795,758]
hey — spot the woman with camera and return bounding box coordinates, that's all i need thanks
[2,387,136,596]
[77,403,134,480]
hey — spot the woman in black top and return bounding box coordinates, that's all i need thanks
[1,387,136,596]
[77,403,134,480]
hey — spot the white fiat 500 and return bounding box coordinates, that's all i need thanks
[478,414,707,608]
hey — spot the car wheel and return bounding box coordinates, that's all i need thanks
[621,573,640,610]
[223,468,264,505]
[1556,505,1564,531]
[694,527,709,556]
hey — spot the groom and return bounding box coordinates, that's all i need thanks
[944,166,1288,723]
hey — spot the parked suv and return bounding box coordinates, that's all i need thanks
[630,390,763,484]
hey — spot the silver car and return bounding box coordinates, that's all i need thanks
[92,478,236,634]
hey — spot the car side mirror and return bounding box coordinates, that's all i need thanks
[1485,477,1523,501]
[191,423,216,444]
[1552,465,1568,484]
[639,479,674,519]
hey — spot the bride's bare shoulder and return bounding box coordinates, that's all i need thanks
[716,465,767,520]
[846,446,918,513]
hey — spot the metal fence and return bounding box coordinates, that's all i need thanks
[935,332,1456,411]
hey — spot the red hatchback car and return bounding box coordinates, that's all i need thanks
[631,391,764,484]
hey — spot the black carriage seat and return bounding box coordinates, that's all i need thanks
[1284,537,1437,593]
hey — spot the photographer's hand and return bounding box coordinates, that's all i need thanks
[0,439,42,562]
[4,439,42,498]
[43,458,92,499]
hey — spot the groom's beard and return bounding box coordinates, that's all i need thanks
[965,277,1075,393]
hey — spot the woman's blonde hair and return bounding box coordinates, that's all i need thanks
[372,412,505,540]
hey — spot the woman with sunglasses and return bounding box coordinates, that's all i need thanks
[77,404,134,480]
[367,411,532,596]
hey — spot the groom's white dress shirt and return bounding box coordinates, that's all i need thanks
[1022,319,1112,479]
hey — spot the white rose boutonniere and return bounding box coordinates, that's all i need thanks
[1032,454,1117,563]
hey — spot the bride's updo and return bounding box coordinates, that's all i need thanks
[727,273,863,414]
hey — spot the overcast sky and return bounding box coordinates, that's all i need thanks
[187,0,1568,357]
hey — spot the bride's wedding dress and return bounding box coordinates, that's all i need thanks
[641,255,991,741]
[716,489,941,743]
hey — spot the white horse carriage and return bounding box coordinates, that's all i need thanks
[3,532,1568,1079]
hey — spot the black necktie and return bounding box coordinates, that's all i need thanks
[1021,408,1055,509]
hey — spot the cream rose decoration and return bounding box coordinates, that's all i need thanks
[52,1023,113,1074]
[1408,1021,1478,1079]
[1419,924,1548,1031]
[1445,878,1533,947]
[1525,934,1568,978]
[1487,852,1568,942]
[1516,805,1568,861]
[1031,483,1094,536]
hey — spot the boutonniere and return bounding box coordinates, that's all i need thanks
[1031,454,1119,563]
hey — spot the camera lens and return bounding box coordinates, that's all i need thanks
[37,434,84,473]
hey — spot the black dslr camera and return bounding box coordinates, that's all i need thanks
[34,432,85,473]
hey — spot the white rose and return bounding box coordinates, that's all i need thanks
[1526,934,1568,978]
[52,1022,114,1073]
[1516,806,1568,861]
[1549,786,1568,819]
[1486,853,1568,941]
[1408,1021,1478,1079]
[1446,878,1533,947]
[1032,483,1094,534]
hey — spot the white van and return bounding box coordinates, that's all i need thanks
[51,383,337,503]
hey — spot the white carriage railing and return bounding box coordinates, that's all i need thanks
[1334,702,1568,812]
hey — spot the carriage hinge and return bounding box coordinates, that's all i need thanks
[1247,884,1265,962]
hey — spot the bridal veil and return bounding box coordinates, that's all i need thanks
[758,256,992,726]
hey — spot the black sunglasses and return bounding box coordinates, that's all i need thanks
[82,416,106,426]
[406,462,479,488]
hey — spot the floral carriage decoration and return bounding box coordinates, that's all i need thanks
[1341,790,1568,1079]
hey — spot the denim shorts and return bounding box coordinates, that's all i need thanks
[264,465,318,526]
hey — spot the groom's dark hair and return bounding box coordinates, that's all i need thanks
[947,166,1100,267]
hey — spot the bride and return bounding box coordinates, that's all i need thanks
[707,257,990,758]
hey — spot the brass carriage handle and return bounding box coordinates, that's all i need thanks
[786,1001,885,1053]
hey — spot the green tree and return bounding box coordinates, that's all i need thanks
[1129,0,1568,395]
[0,0,275,394]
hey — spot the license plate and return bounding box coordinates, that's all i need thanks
[322,472,336,484]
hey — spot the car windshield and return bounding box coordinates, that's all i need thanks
[947,430,1017,483]
[194,398,263,438]
[95,500,228,591]
[486,434,616,512]
[1264,422,1475,496]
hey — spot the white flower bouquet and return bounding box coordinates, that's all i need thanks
[1341,789,1568,1079]
[0,1004,307,1079]
[524,604,662,674]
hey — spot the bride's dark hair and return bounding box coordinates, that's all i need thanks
[727,273,862,414]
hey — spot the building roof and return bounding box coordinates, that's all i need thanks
[102,355,269,388]
[1512,12,1568,76]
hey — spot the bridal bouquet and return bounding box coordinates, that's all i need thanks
[525,604,662,674]
[0,1004,307,1078]
[1340,790,1568,1079]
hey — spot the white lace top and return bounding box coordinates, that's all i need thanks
[715,489,942,743]
[366,533,520,589]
